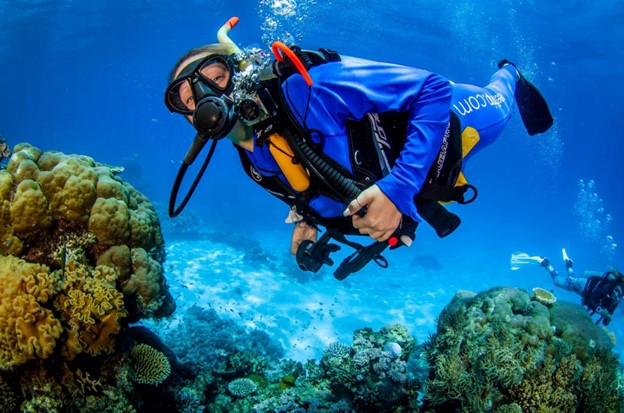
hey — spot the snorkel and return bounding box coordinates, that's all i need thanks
[217,17,244,62]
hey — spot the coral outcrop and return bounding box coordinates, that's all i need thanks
[0,144,175,370]
[2,144,172,318]
[0,143,177,410]
[0,144,174,372]
[423,286,624,412]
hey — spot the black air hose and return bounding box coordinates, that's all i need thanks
[282,128,363,203]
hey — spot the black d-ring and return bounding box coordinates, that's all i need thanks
[459,184,478,204]
[374,255,389,268]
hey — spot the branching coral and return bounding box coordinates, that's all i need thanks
[577,348,624,412]
[320,326,415,411]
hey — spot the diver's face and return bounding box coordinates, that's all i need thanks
[614,286,623,301]
[166,53,234,118]
[177,60,231,113]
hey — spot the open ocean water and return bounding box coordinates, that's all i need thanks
[1,0,623,410]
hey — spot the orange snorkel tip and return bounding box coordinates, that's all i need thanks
[224,16,239,29]
[271,41,313,86]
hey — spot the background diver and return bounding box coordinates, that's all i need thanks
[511,249,624,325]
[165,17,554,280]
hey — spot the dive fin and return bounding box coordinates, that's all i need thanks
[498,59,554,136]
[510,252,544,270]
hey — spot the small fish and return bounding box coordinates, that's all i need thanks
[0,137,11,161]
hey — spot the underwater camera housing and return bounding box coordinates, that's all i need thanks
[231,50,278,127]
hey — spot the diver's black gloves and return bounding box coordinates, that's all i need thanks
[296,239,341,273]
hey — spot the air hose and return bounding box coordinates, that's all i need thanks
[280,127,363,204]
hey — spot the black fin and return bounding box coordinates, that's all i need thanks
[498,59,554,136]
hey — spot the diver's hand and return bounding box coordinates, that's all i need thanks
[343,184,402,242]
[290,221,318,255]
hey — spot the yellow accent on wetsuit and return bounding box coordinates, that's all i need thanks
[455,126,480,188]
[461,126,480,158]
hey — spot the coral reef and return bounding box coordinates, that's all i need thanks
[0,255,62,369]
[3,282,616,412]
[160,313,420,413]
[422,286,624,412]
[129,343,171,385]
[0,143,176,411]
[319,324,416,411]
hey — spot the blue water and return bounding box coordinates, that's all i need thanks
[1,0,623,355]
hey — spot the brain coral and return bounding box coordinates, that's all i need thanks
[129,343,171,386]
[0,143,175,370]
[423,286,624,412]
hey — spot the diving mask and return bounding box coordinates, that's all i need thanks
[165,54,240,140]
[165,54,235,115]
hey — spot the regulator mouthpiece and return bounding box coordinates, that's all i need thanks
[193,96,237,140]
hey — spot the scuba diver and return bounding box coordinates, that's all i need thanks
[511,250,624,325]
[0,137,11,169]
[165,17,554,280]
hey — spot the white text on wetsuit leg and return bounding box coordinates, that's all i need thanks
[453,92,505,116]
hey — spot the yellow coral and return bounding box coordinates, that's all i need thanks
[97,245,132,279]
[0,171,23,256]
[0,255,62,369]
[96,174,129,204]
[129,344,171,385]
[11,158,39,183]
[54,262,127,360]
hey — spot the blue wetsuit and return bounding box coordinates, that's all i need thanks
[243,56,517,223]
